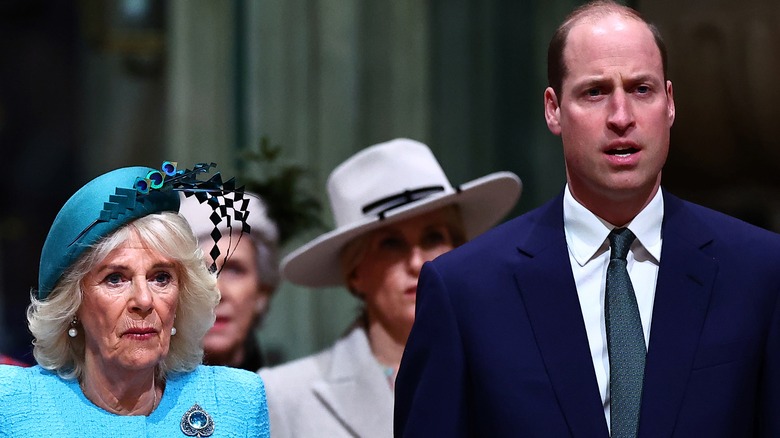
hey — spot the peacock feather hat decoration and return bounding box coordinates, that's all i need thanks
[37,161,251,300]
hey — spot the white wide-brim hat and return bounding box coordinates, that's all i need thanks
[281,138,522,288]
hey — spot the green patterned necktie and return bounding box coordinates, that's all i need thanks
[605,228,645,438]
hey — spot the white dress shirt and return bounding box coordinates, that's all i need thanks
[562,185,663,428]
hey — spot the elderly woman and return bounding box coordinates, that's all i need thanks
[0,163,270,436]
[259,138,522,437]
[179,193,279,370]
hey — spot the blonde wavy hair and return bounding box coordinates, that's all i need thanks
[27,212,220,381]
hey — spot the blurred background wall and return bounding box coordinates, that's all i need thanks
[2,0,778,365]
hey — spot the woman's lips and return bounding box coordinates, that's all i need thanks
[122,327,158,340]
[211,316,231,330]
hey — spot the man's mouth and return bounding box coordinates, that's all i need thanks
[606,146,639,157]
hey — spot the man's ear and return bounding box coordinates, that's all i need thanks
[666,80,676,127]
[544,87,562,136]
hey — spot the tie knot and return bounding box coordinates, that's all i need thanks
[608,227,636,261]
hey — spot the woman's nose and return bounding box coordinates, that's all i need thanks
[129,279,154,312]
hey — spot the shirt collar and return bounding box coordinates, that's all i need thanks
[563,185,663,266]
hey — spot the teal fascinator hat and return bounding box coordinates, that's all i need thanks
[38,162,250,300]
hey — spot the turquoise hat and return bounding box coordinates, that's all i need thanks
[37,162,248,300]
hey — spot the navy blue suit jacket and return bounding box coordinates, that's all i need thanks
[395,190,780,437]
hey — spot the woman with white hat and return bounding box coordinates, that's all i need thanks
[260,138,522,437]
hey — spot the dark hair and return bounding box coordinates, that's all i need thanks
[547,0,668,100]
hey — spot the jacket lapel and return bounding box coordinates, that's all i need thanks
[311,327,393,437]
[514,194,610,437]
[638,192,718,437]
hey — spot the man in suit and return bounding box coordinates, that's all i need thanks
[394,1,780,437]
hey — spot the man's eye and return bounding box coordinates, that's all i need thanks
[635,85,650,94]
[587,88,602,97]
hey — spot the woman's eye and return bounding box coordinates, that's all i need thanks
[104,273,123,285]
[221,261,247,277]
[379,236,405,251]
[152,272,172,285]
[422,230,448,247]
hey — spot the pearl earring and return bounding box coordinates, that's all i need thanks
[68,316,78,338]
[171,327,177,336]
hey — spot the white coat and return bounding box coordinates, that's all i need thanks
[259,325,393,438]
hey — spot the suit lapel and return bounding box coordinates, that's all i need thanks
[311,327,393,437]
[514,194,610,437]
[638,192,718,437]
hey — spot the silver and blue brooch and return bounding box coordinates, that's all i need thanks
[180,403,215,437]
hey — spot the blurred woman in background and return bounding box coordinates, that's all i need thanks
[260,138,522,437]
[180,193,280,371]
